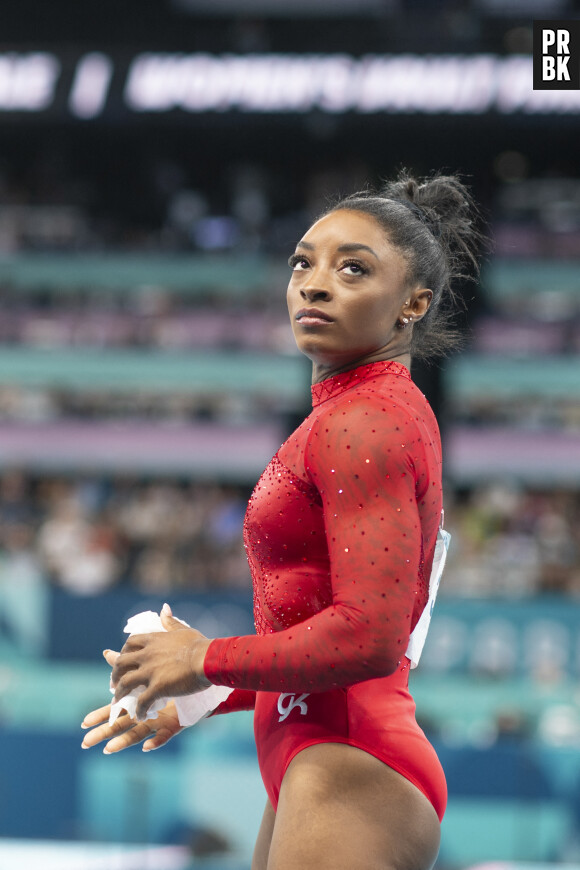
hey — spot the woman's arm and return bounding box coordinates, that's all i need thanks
[208,689,257,716]
[112,398,428,715]
[204,398,424,692]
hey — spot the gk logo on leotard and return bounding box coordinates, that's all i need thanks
[277,692,310,723]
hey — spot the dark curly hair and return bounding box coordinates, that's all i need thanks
[321,170,483,361]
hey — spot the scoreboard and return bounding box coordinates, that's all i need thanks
[2,50,580,120]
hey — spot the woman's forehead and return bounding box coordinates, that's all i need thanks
[302,209,383,240]
[299,209,403,263]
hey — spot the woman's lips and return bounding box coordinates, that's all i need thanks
[295,308,333,326]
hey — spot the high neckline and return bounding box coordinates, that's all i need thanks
[311,360,411,407]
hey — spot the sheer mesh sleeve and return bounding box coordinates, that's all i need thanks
[209,689,256,716]
[204,395,427,694]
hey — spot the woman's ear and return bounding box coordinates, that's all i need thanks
[402,288,433,323]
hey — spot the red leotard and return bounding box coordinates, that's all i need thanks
[204,360,447,820]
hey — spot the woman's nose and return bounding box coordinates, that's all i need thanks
[300,285,330,301]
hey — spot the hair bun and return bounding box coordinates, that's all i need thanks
[381,171,480,275]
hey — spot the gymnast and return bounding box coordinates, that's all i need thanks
[82,170,481,870]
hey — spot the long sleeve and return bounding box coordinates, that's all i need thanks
[209,689,256,716]
[204,393,434,694]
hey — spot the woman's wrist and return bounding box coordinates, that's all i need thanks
[193,636,213,688]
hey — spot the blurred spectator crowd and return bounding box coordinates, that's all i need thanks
[449,393,580,433]
[0,288,291,354]
[0,468,251,597]
[443,484,580,598]
[0,384,278,426]
[2,146,580,258]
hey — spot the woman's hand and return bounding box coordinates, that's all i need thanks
[81,697,184,754]
[111,604,213,721]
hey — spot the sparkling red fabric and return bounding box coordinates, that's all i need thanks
[205,360,442,698]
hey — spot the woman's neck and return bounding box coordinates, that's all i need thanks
[311,349,411,384]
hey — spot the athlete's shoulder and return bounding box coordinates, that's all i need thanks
[314,373,430,428]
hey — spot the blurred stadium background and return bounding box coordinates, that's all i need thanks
[1,0,580,867]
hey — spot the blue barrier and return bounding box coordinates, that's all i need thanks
[48,588,254,661]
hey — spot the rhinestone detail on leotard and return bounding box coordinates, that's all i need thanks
[204,360,442,695]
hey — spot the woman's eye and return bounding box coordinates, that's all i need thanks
[289,256,309,271]
[342,261,365,275]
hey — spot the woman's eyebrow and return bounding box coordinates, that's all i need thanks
[338,243,379,259]
[295,241,379,259]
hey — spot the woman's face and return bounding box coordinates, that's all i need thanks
[287,209,421,377]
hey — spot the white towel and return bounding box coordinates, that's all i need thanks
[109,609,233,726]
[405,527,450,668]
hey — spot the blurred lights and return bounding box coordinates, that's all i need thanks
[0,53,59,111]
[68,53,113,119]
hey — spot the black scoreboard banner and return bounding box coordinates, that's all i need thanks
[1,51,579,119]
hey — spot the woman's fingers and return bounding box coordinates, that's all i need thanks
[103,649,120,667]
[134,685,163,722]
[82,700,183,753]
[112,670,150,704]
[111,649,146,694]
[160,604,189,632]
[142,727,174,752]
[81,703,112,730]
[142,703,183,751]
[81,711,156,754]
[103,721,154,754]
[110,628,210,708]
[81,710,135,749]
